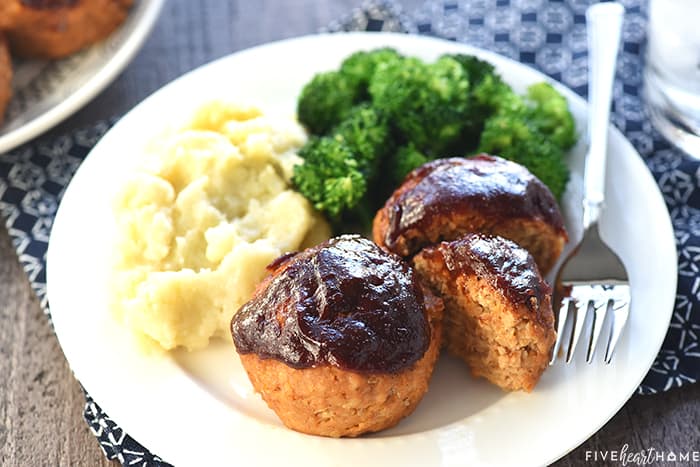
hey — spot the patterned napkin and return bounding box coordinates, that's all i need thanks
[1,0,698,465]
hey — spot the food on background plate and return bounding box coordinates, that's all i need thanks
[110,101,330,351]
[373,154,568,275]
[0,0,134,125]
[0,34,11,125]
[0,0,134,59]
[413,233,555,392]
[292,48,577,230]
[231,235,443,437]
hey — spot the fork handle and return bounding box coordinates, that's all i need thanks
[583,2,624,230]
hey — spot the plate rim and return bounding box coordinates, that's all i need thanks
[0,0,166,153]
[46,31,678,467]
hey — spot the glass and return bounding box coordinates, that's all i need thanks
[645,0,700,157]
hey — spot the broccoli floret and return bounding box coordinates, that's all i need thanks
[297,71,359,135]
[445,54,496,87]
[443,53,512,114]
[477,82,576,199]
[292,137,367,218]
[431,54,515,154]
[294,49,577,229]
[331,104,392,179]
[514,140,570,200]
[470,72,510,109]
[389,144,430,185]
[478,94,573,199]
[369,56,471,155]
[339,48,403,99]
[526,82,577,149]
[479,115,569,198]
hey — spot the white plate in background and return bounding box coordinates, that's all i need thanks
[0,0,165,153]
[47,33,676,467]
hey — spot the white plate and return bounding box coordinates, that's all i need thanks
[47,33,677,467]
[0,0,165,153]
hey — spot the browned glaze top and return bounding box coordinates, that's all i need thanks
[383,154,566,251]
[424,233,552,325]
[21,0,78,8]
[231,235,431,373]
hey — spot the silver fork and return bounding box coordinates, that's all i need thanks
[550,2,629,365]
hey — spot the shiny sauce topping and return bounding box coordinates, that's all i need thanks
[385,155,565,249]
[436,233,552,325]
[21,0,78,8]
[231,235,430,373]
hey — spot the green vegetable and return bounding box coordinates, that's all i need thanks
[477,82,574,199]
[526,82,577,149]
[388,143,430,185]
[297,71,359,135]
[292,105,392,227]
[331,104,392,180]
[294,49,578,229]
[292,137,367,218]
[441,54,515,152]
[339,48,403,99]
[447,54,495,82]
[369,56,472,155]
[446,54,504,110]
[467,68,513,114]
[513,139,570,201]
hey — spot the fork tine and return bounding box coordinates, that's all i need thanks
[566,299,591,363]
[585,297,608,363]
[550,297,572,364]
[604,297,630,363]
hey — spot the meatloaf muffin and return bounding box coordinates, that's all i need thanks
[0,35,11,125]
[413,233,555,392]
[373,154,568,274]
[231,235,443,437]
[2,0,133,59]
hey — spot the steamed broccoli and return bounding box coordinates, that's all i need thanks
[525,82,577,149]
[445,54,523,152]
[479,114,569,198]
[447,54,495,82]
[446,54,505,109]
[292,105,391,226]
[514,139,570,201]
[441,53,516,141]
[388,143,429,185]
[331,104,392,179]
[292,137,367,218]
[339,48,403,99]
[294,49,578,229]
[297,71,359,135]
[369,56,472,155]
[477,82,575,199]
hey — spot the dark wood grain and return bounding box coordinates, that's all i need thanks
[1,0,698,466]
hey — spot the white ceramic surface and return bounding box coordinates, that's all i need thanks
[0,0,165,153]
[47,33,677,467]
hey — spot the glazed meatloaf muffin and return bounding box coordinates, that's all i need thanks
[2,0,133,59]
[413,233,555,392]
[373,154,568,274]
[0,35,11,125]
[231,235,443,437]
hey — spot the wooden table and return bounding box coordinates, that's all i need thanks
[1,1,698,465]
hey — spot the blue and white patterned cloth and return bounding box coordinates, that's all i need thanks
[1,0,698,464]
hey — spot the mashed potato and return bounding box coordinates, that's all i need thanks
[111,101,330,351]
